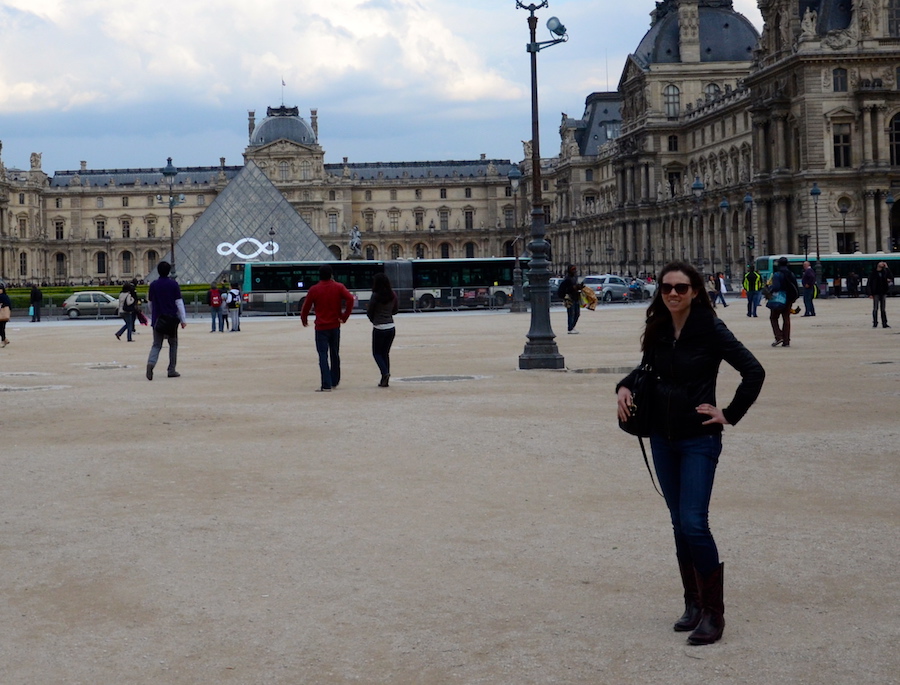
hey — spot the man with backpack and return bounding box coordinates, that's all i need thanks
[227,286,241,332]
[207,284,224,332]
[768,257,800,347]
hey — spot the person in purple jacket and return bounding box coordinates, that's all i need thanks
[146,261,187,380]
[801,261,817,316]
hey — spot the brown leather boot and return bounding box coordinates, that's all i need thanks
[674,559,702,632]
[688,563,725,645]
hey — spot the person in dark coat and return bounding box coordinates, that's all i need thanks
[29,285,42,322]
[616,261,765,646]
[558,264,583,334]
[768,257,800,347]
[868,261,893,328]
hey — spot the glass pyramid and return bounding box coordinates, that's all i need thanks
[151,160,335,283]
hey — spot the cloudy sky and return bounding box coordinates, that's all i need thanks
[0,0,763,175]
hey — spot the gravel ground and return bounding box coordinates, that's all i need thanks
[0,298,897,684]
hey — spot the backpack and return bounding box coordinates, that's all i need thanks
[210,289,222,307]
[781,269,800,303]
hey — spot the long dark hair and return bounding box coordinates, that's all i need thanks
[641,261,715,352]
[371,272,394,305]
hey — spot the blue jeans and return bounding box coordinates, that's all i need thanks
[315,328,341,389]
[650,432,723,576]
[372,327,396,376]
[116,312,136,341]
[210,308,224,331]
[747,291,761,317]
[567,301,580,331]
[803,287,815,315]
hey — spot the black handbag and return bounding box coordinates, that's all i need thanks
[618,363,663,497]
[618,362,654,438]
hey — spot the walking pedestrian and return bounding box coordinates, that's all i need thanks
[367,272,399,387]
[768,257,800,347]
[742,265,762,317]
[801,261,816,316]
[0,284,11,347]
[558,264,583,333]
[616,261,765,645]
[29,284,42,322]
[300,265,354,392]
[868,261,893,328]
[145,261,187,380]
[115,283,137,342]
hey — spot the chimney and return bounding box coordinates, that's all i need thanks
[80,161,87,171]
[220,157,226,168]
[248,110,256,141]
[678,0,701,63]
[480,153,486,160]
[311,109,318,139]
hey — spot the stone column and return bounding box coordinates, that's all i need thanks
[865,190,877,252]
[626,165,636,205]
[772,114,786,171]
[875,105,888,167]
[861,105,874,167]
[879,191,891,252]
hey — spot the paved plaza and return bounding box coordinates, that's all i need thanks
[0,298,897,684]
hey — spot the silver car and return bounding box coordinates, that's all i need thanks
[582,274,630,302]
[62,291,120,318]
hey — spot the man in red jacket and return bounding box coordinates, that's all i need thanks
[301,264,355,391]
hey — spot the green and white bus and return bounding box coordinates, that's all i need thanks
[228,257,529,313]
[755,253,900,295]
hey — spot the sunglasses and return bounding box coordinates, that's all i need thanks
[660,283,692,295]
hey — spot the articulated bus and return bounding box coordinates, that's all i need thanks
[755,253,900,295]
[229,258,530,313]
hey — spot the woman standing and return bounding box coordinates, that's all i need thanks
[366,273,399,387]
[0,284,11,346]
[616,261,765,645]
[115,283,137,341]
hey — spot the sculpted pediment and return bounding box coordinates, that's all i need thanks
[249,139,318,156]
[619,55,646,89]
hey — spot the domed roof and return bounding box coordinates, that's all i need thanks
[249,106,317,147]
[633,2,759,68]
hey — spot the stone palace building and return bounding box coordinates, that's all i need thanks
[1,0,899,285]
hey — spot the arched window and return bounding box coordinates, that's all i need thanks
[97,252,107,275]
[415,243,426,259]
[890,0,900,37]
[19,252,27,277]
[704,83,721,99]
[121,251,133,275]
[390,243,401,259]
[440,243,451,259]
[464,242,476,258]
[664,85,680,118]
[146,251,159,274]
[890,114,900,166]
[329,245,343,260]
[365,245,376,260]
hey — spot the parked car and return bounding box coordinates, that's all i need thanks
[523,277,564,302]
[581,274,630,302]
[62,291,120,318]
[635,278,657,298]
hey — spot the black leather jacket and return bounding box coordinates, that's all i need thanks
[618,306,765,440]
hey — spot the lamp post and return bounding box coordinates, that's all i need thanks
[268,226,277,262]
[606,245,614,272]
[160,157,183,277]
[810,182,823,288]
[839,202,848,252]
[516,1,567,369]
[743,192,754,265]
[105,231,112,285]
[719,196,730,278]
[507,164,527,312]
[692,176,704,273]
[585,246,593,273]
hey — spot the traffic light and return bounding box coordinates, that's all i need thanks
[746,235,755,250]
[892,237,899,252]
[853,241,860,252]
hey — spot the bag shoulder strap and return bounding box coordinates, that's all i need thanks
[638,436,664,498]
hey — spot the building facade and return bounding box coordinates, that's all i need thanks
[3,0,899,286]
[540,0,900,281]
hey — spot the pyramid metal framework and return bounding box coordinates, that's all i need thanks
[152,160,335,283]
